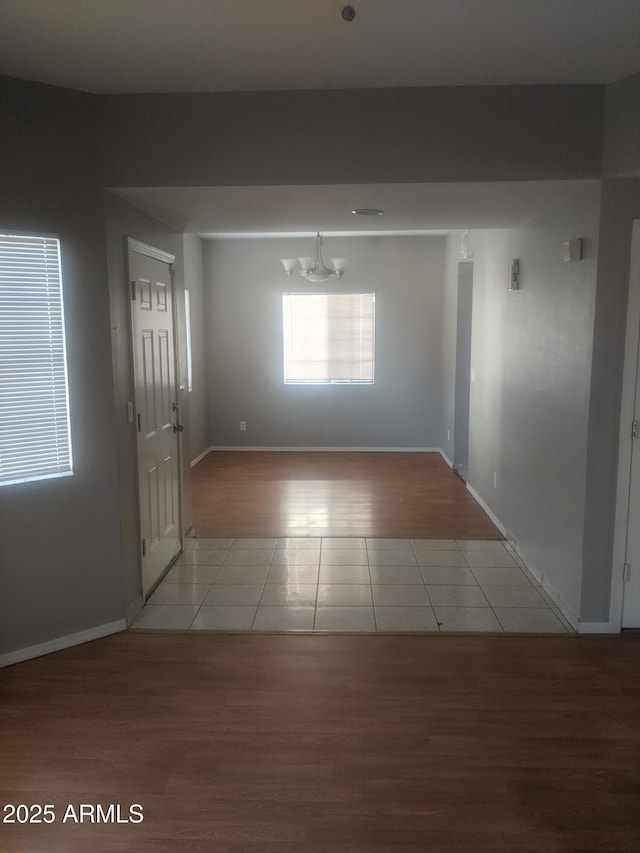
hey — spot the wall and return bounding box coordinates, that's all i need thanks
[101,86,603,188]
[204,236,445,448]
[104,192,190,621]
[463,185,601,623]
[603,71,640,178]
[183,234,209,462]
[0,77,124,660]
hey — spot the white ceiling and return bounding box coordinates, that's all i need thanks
[112,181,599,237]
[0,0,639,94]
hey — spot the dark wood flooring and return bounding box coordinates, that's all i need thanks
[1,632,640,852]
[192,451,502,539]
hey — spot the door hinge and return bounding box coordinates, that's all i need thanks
[623,563,631,582]
[131,280,136,301]
[142,539,147,558]
[632,420,639,440]
[137,413,142,432]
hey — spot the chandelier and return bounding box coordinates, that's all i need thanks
[280,233,347,284]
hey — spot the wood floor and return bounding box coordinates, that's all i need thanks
[192,451,502,539]
[1,632,640,852]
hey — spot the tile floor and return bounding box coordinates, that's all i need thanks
[132,537,573,634]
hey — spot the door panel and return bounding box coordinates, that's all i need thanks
[128,244,181,597]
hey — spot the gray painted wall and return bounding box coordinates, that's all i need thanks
[183,234,209,462]
[0,77,123,656]
[101,86,604,188]
[204,236,445,448]
[604,71,640,178]
[465,186,601,622]
[104,192,191,619]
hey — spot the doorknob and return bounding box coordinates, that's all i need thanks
[173,423,184,433]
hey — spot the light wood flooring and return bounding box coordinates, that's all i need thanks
[192,451,502,539]
[2,632,640,852]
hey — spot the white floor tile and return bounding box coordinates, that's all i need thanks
[271,551,320,566]
[259,584,318,605]
[176,550,228,566]
[315,606,376,632]
[224,549,275,566]
[462,550,519,568]
[252,606,315,631]
[494,608,567,633]
[368,549,417,566]
[320,549,368,565]
[266,565,319,584]
[411,539,459,551]
[427,585,490,607]
[366,538,412,549]
[321,538,366,549]
[481,585,548,608]
[317,584,373,606]
[470,566,531,586]
[372,584,430,606]
[456,540,508,552]
[203,585,264,606]
[165,564,221,584]
[133,605,198,630]
[186,538,235,549]
[148,583,210,606]
[319,564,371,584]
[375,606,439,632]
[278,537,321,549]
[434,607,503,632]
[214,565,270,584]
[191,606,257,630]
[416,550,468,567]
[369,565,424,585]
[419,565,478,586]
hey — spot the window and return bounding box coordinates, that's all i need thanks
[283,292,375,384]
[0,234,73,485]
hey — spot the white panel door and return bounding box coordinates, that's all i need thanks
[128,242,181,596]
[623,328,640,628]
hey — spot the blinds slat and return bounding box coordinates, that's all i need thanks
[0,234,73,485]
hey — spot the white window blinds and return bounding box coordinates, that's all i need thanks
[0,234,73,485]
[283,293,375,384]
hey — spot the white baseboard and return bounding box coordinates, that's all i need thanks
[208,446,442,452]
[509,541,579,630]
[439,449,454,468]
[0,619,127,669]
[465,483,508,537]
[577,621,617,634]
[190,447,211,468]
[125,595,144,627]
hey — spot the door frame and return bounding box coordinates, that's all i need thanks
[611,220,640,630]
[126,237,184,596]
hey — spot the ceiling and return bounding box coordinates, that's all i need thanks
[112,181,600,237]
[0,0,639,95]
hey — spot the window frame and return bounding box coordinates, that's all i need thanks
[282,291,376,386]
[0,231,74,487]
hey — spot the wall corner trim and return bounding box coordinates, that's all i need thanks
[0,619,127,669]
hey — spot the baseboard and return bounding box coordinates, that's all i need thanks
[577,621,618,634]
[508,541,579,631]
[190,447,211,468]
[125,594,144,628]
[464,482,508,537]
[439,449,454,468]
[208,446,442,452]
[0,619,127,669]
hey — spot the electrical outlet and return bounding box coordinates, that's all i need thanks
[240,421,246,431]
[447,430,451,442]
[493,471,497,488]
